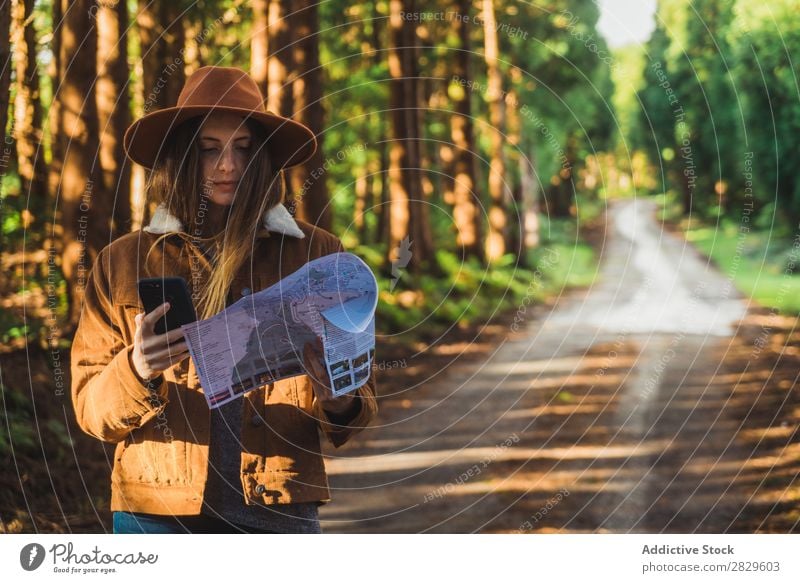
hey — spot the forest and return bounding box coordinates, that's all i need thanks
[1,0,799,534]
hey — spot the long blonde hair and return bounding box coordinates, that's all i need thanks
[144,115,285,318]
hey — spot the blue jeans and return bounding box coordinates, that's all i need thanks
[112,511,279,534]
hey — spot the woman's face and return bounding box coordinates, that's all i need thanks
[198,112,253,205]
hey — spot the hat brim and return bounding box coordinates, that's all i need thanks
[123,105,318,170]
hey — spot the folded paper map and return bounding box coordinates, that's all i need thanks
[181,252,378,409]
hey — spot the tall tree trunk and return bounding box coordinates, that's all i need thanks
[549,139,576,217]
[387,0,435,276]
[288,0,330,230]
[482,0,508,263]
[137,0,185,113]
[266,0,294,117]
[0,0,10,150]
[135,0,185,228]
[506,85,523,265]
[97,0,131,236]
[371,3,388,248]
[47,0,63,245]
[250,0,269,98]
[12,0,48,216]
[376,121,390,247]
[450,0,482,262]
[59,0,101,327]
[266,0,298,215]
[183,8,206,75]
[354,169,368,238]
[520,143,540,254]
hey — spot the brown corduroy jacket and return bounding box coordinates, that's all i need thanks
[70,203,378,516]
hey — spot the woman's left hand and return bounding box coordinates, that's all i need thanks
[302,336,358,416]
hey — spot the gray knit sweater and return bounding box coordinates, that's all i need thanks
[200,398,322,533]
[194,219,321,533]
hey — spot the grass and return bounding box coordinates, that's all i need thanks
[654,191,800,315]
[359,213,599,344]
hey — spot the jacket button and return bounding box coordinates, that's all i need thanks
[255,484,266,494]
[250,414,265,427]
[241,287,252,296]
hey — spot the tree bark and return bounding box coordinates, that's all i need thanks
[137,0,185,113]
[505,84,523,264]
[482,0,509,263]
[97,0,131,235]
[250,0,269,98]
[266,0,294,117]
[0,0,10,151]
[12,0,48,216]
[549,138,576,217]
[387,0,435,276]
[59,0,102,327]
[288,0,331,230]
[47,0,63,243]
[450,0,483,262]
[183,7,206,74]
[354,169,368,238]
[520,144,540,254]
[371,1,388,248]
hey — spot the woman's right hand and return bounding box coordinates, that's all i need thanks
[131,302,191,382]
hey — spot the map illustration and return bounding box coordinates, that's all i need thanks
[182,252,378,409]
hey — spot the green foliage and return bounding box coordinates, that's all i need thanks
[512,0,617,180]
[731,0,800,223]
[655,196,800,315]
[358,240,591,342]
[631,0,800,223]
[634,21,676,193]
[533,215,598,289]
[0,383,37,458]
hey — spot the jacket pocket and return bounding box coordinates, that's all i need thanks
[114,392,189,486]
[111,282,143,345]
[258,378,320,474]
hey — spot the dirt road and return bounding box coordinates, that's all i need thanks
[319,199,800,533]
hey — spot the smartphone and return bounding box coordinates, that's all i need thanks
[137,277,197,335]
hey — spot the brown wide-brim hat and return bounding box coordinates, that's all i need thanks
[123,66,317,170]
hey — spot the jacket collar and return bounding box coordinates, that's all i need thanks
[143,202,306,239]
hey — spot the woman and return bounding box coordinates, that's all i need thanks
[70,66,378,534]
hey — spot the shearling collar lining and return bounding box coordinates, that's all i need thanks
[143,202,306,239]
